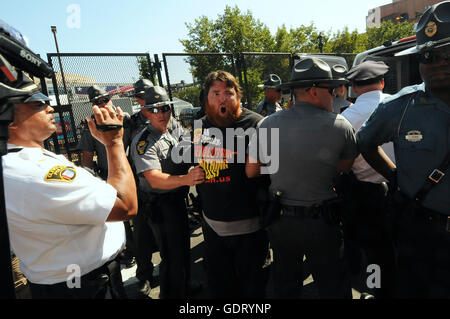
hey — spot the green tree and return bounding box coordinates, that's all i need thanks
[366,20,415,48]
[180,5,277,109]
[137,55,158,85]
[179,6,415,110]
[172,86,202,107]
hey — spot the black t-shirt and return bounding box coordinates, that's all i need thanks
[194,108,264,222]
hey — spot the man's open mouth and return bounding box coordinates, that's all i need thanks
[220,106,227,114]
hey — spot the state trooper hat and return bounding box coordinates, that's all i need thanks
[258,74,281,89]
[133,78,154,97]
[346,60,389,85]
[88,85,108,102]
[397,1,450,56]
[331,64,349,83]
[281,57,346,89]
[142,85,174,109]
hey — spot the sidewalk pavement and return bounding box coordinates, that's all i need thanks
[121,222,366,299]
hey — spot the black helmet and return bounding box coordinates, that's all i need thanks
[0,19,53,102]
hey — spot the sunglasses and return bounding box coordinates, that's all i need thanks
[93,97,110,105]
[146,104,171,114]
[307,85,336,96]
[419,49,450,64]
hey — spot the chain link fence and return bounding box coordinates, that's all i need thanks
[161,52,357,112]
[43,51,358,161]
[238,52,293,110]
[44,53,152,162]
[161,53,236,119]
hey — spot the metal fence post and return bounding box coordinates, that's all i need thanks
[154,54,164,87]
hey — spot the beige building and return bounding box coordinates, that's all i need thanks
[367,0,442,28]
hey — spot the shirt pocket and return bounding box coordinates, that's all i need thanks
[396,132,436,173]
[157,142,171,160]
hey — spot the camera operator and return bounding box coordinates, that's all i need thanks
[0,20,137,298]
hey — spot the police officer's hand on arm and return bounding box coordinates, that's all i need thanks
[143,165,205,190]
[87,104,138,221]
[245,155,262,178]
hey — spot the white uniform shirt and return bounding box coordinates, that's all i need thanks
[342,90,396,183]
[3,144,125,284]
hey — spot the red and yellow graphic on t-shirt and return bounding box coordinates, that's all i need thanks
[195,145,236,182]
[45,165,77,182]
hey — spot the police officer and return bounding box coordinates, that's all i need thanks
[1,20,137,299]
[78,85,135,270]
[131,79,154,131]
[130,86,205,298]
[128,78,160,297]
[341,60,396,298]
[78,85,114,179]
[331,64,351,114]
[357,1,450,298]
[256,74,283,116]
[78,85,131,178]
[247,57,357,298]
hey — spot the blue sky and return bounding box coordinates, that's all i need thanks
[4,0,391,83]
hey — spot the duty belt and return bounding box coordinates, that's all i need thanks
[281,205,321,218]
[402,201,450,231]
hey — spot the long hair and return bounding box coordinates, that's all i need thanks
[203,70,242,100]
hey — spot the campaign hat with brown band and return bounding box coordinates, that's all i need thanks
[280,57,347,89]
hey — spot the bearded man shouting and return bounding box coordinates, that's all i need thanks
[192,70,269,298]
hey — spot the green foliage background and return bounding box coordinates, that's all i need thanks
[166,6,415,110]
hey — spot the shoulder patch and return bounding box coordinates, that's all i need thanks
[137,140,149,155]
[45,166,77,182]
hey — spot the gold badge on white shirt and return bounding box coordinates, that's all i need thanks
[405,130,423,142]
[45,166,77,182]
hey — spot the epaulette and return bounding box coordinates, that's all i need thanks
[381,83,425,106]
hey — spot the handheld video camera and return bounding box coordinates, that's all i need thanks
[0,20,54,156]
[0,20,53,100]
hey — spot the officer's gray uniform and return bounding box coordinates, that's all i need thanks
[130,120,190,298]
[126,110,154,288]
[77,129,108,175]
[258,102,357,298]
[255,97,282,116]
[357,82,450,297]
[132,122,186,194]
[332,96,351,114]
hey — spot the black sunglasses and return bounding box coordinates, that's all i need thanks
[93,97,110,105]
[147,104,171,114]
[307,85,336,96]
[419,49,450,64]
